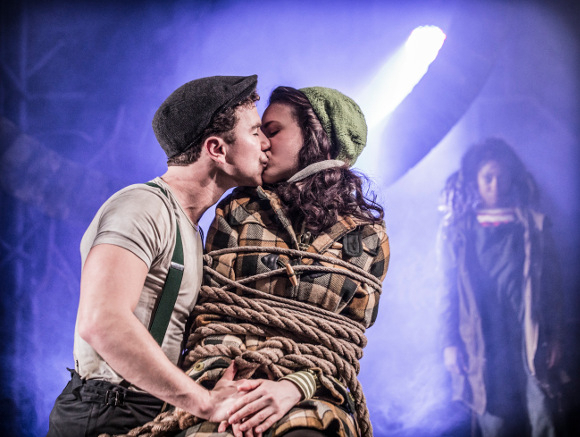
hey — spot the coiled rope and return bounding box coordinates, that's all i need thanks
[106,246,383,437]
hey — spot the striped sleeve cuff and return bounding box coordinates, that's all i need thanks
[280,370,317,400]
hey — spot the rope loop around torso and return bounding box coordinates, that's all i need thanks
[186,245,376,436]
[113,244,377,437]
[204,245,384,292]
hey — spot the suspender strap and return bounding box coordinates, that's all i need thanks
[144,182,184,346]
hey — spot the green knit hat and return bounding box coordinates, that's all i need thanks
[299,87,367,166]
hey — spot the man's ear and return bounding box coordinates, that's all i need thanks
[204,136,227,164]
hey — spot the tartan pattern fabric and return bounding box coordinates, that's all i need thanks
[271,400,359,437]
[178,399,358,437]
[205,186,390,327]
[185,186,389,436]
[183,356,359,437]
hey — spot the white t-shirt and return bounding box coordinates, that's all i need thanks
[73,177,203,386]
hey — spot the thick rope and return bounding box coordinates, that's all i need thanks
[107,246,378,437]
[205,246,383,291]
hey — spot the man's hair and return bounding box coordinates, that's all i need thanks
[440,137,539,219]
[167,90,259,166]
[268,86,383,234]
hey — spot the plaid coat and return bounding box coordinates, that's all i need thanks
[184,186,389,437]
[206,186,389,327]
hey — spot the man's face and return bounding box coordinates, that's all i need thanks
[477,160,511,208]
[225,104,270,186]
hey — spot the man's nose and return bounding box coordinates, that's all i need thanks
[260,130,270,151]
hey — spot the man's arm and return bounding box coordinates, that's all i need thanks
[77,243,246,422]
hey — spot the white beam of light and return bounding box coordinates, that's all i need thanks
[360,26,446,130]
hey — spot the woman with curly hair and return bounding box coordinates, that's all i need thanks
[166,85,390,437]
[438,138,562,437]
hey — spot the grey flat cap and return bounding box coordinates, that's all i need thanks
[153,75,258,158]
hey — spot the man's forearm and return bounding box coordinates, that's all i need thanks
[79,311,213,418]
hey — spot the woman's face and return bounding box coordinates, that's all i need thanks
[260,103,304,184]
[477,160,511,208]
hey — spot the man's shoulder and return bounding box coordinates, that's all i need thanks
[107,181,170,207]
[96,181,173,225]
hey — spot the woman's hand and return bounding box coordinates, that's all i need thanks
[222,379,302,436]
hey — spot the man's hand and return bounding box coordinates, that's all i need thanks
[219,379,302,436]
[205,363,251,423]
[443,346,467,374]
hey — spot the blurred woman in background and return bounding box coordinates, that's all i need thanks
[438,138,563,437]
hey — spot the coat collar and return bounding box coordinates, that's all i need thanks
[256,186,360,253]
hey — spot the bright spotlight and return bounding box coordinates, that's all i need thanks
[404,26,447,77]
[406,26,447,62]
[359,25,446,129]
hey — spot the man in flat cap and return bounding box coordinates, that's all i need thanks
[47,75,270,437]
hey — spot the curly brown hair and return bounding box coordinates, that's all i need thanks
[440,137,539,221]
[167,90,260,166]
[267,86,384,235]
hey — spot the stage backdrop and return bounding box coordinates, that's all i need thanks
[1,1,578,435]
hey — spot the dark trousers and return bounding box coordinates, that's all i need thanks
[477,374,556,437]
[47,369,164,437]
